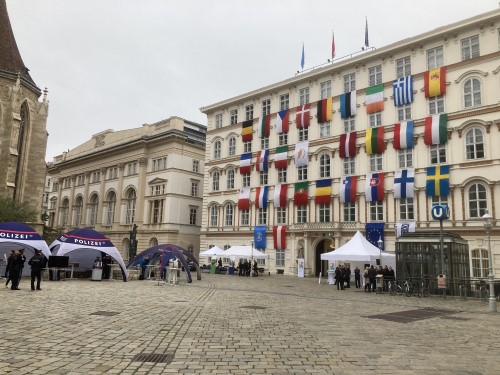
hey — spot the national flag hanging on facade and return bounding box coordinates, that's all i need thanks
[395,222,416,237]
[294,141,309,167]
[339,132,357,158]
[296,104,311,128]
[242,120,253,142]
[365,173,385,202]
[340,176,357,203]
[316,97,332,123]
[255,186,269,209]
[424,114,448,145]
[273,225,287,250]
[365,84,384,114]
[426,166,450,197]
[366,223,384,250]
[394,169,415,199]
[393,75,413,106]
[274,184,288,208]
[365,127,385,155]
[238,188,250,210]
[340,90,357,118]
[254,226,267,250]
[274,146,288,169]
[239,153,252,174]
[258,115,271,138]
[424,67,446,97]
[276,109,290,134]
[256,150,268,172]
[294,181,308,206]
[393,120,414,150]
[315,179,332,204]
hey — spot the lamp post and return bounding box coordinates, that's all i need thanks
[250,239,254,278]
[377,236,383,267]
[481,210,497,313]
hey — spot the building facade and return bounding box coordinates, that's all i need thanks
[47,116,206,262]
[200,9,500,278]
[0,0,49,224]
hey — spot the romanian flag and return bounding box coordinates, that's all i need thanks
[239,153,252,174]
[424,114,448,145]
[365,127,385,155]
[365,84,384,114]
[315,179,332,204]
[256,150,268,172]
[276,110,290,133]
[340,90,357,118]
[393,121,414,150]
[316,97,332,123]
[296,104,311,128]
[255,186,269,209]
[238,188,250,210]
[340,176,357,203]
[294,181,308,206]
[273,225,286,250]
[274,146,288,169]
[424,67,446,97]
[340,132,357,158]
[365,173,385,202]
[259,115,271,138]
[242,120,253,142]
[274,184,287,208]
[426,165,450,197]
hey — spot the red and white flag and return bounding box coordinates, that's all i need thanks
[331,31,336,59]
[295,104,310,128]
[273,225,287,250]
[273,184,288,208]
[238,188,250,210]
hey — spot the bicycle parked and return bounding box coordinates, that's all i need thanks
[388,280,403,295]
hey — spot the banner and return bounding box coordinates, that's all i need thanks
[365,223,384,250]
[254,226,267,249]
[297,258,305,278]
[395,222,416,237]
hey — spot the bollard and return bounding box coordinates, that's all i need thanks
[318,271,322,284]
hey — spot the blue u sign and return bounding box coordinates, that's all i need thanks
[431,204,450,220]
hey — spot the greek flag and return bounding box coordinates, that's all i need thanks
[393,75,413,106]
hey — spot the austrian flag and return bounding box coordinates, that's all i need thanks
[273,226,287,250]
[365,173,385,202]
[256,150,268,172]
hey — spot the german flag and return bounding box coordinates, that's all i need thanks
[316,98,332,123]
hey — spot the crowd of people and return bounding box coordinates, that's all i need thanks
[4,248,46,291]
[331,264,395,292]
[237,259,259,277]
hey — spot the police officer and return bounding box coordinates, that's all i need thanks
[28,249,45,291]
[4,249,15,287]
[11,249,26,290]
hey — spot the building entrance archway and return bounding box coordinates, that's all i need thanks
[315,239,332,277]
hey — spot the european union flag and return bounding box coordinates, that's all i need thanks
[254,226,267,250]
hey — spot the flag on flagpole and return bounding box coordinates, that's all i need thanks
[331,31,336,59]
[365,173,384,202]
[273,184,288,208]
[393,121,414,150]
[426,166,450,196]
[340,90,357,118]
[276,110,290,134]
[364,18,369,48]
[340,132,357,158]
[238,188,250,210]
[273,226,287,250]
[424,114,448,145]
[301,43,305,71]
[256,150,268,172]
[340,176,357,203]
[296,104,310,128]
[394,169,415,199]
[255,186,269,209]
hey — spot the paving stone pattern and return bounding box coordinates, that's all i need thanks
[0,274,499,374]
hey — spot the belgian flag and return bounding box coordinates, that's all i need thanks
[242,120,253,142]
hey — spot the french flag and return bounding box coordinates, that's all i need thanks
[340,176,357,203]
[239,153,252,174]
[393,120,414,149]
[365,173,384,202]
[256,150,268,172]
[273,226,287,250]
[255,186,269,209]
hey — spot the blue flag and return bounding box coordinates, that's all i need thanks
[254,226,267,250]
[365,223,384,250]
[301,43,305,70]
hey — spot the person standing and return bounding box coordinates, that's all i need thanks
[368,265,377,292]
[28,249,44,291]
[344,266,351,288]
[4,250,15,287]
[11,249,26,290]
[354,266,361,288]
[253,260,258,277]
[102,254,112,279]
[335,266,344,290]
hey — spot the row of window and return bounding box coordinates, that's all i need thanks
[214,37,481,128]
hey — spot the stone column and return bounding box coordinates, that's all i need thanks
[81,172,90,225]
[135,158,148,225]
[116,164,124,224]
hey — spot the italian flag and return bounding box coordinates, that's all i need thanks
[424,114,448,145]
[365,84,384,114]
[273,225,287,250]
[365,127,385,155]
[294,181,308,206]
[274,146,288,169]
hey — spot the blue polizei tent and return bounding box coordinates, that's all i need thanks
[49,228,128,282]
[128,244,200,283]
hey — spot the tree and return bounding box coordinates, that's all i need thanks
[0,197,37,223]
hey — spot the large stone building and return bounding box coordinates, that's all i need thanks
[0,0,49,222]
[200,9,500,277]
[46,116,206,262]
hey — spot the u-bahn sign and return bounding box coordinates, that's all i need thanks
[431,204,450,221]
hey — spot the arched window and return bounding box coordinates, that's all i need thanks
[106,191,116,225]
[471,249,489,278]
[468,183,487,218]
[60,198,69,227]
[149,237,158,247]
[73,196,83,227]
[212,171,220,191]
[465,128,484,160]
[214,140,222,159]
[228,137,236,156]
[210,205,218,227]
[319,154,331,178]
[89,194,99,226]
[126,189,136,224]
[225,204,234,226]
[464,78,481,107]
[227,169,235,189]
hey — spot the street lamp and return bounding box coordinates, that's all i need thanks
[481,210,497,313]
[377,236,383,267]
[250,239,254,278]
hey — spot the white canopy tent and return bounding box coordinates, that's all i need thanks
[224,245,267,259]
[199,246,225,257]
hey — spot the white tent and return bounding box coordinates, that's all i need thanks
[224,246,267,259]
[199,246,225,257]
[320,231,395,264]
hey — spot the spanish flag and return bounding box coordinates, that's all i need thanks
[315,179,332,204]
[424,67,446,97]
[242,120,253,142]
[316,97,332,123]
[365,127,385,155]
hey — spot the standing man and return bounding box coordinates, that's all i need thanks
[28,249,44,291]
[11,249,26,290]
[354,266,361,288]
[4,249,15,287]
[368,265,377,292]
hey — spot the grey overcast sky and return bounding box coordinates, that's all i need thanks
[7,0,499,161]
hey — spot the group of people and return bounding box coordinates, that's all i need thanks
[4,248,46,291]
[363,265,395,292]
[238,259,259,277]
